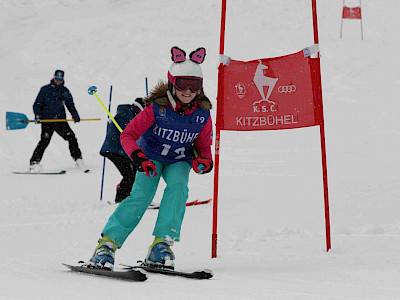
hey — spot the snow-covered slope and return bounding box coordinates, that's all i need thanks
[1,0,400,299]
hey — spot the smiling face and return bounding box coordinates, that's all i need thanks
[175,88,197,104]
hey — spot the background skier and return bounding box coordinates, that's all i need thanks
[100,98,144,203]
[29,70,85,172]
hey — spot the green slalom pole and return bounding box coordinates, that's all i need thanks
[88,86,123,133]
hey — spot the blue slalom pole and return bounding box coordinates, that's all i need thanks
[145,77,149,96]
[100,85,113,201]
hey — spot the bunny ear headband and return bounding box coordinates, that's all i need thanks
[171,46,206,64]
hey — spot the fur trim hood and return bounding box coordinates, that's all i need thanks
[143,81,212,110]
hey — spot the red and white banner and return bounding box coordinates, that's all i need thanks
[219,50,323,131]
[342,6,361,19]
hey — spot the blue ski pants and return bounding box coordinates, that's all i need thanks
[102,160,191,248]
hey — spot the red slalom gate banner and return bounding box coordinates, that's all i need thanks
[219,50,323,131]
[342,6,361,19]
[340,0,363,39]
[212,0,331,258]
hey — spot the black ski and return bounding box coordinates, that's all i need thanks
[13,170,66,175]
[62,263,147,282]
[121,264,213,280]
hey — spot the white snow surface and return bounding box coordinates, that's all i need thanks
[1,0,400,299]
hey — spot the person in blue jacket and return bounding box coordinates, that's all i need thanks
[100,98,144,203]
[29,70,84,172]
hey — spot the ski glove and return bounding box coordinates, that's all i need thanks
[192,157,213,174]
[72,115,80,123]
[131,149,157,177]
[34,115,41,124]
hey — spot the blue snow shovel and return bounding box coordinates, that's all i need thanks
[6,112,100,130]
[6,112,30,130]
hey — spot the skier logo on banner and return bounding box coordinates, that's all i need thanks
[235,82,246,99]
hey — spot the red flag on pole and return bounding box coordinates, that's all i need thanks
[340,0,363,39]
[219,49,323,131]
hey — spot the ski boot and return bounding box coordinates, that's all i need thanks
[86,235,118,270]
[29,162,41,173]
[75,158,89,173]
[144,237,175,270]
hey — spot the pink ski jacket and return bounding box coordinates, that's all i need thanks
[121,82,213,163]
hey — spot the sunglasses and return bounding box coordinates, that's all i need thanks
[54,76,64,82]
[168,74,203,93]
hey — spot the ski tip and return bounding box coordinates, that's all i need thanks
[126,268,148,281]
[193,269,214,279]
[62,263,74,270]
[131,267,148,276]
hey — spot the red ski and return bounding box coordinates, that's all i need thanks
[148,198,212,210]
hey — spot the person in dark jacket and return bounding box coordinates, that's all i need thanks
[100,98,144,203]
[29,70,84,172]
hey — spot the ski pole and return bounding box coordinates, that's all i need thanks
[88,86,123,133]
[99,85,113,201]
[27,118,100,123]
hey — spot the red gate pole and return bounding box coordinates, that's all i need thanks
[360,0,364,40]
[340,0,345,38]
[212,0,227,259]
[312,0,332,252]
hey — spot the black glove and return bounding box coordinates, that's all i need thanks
[34,115,41,124]
[72,115,80,123]
[131,149,157,177]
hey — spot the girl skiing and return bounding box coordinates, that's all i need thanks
[87,46,213,270]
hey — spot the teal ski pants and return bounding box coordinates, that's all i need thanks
[102,160,191,248]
